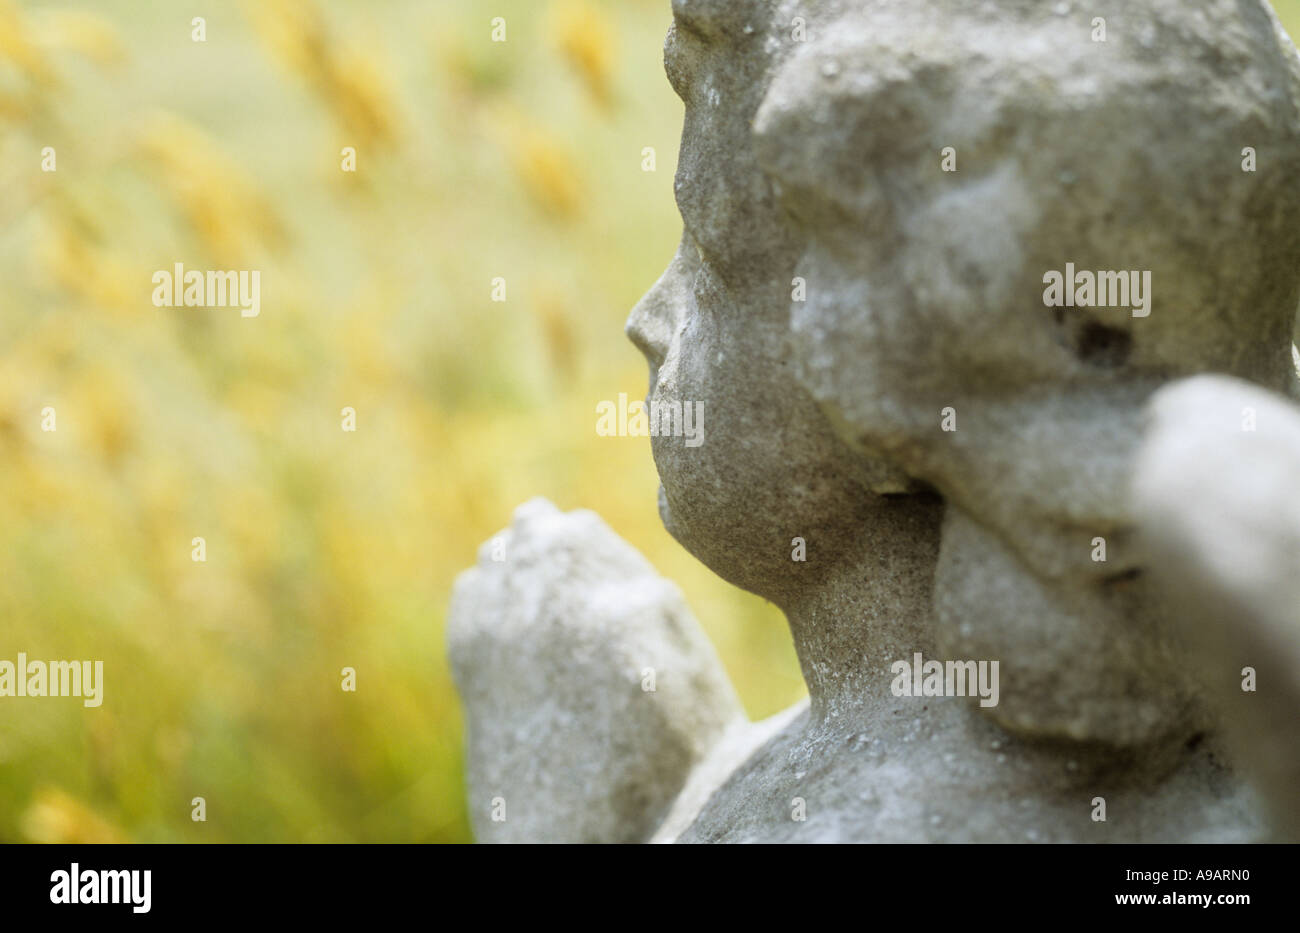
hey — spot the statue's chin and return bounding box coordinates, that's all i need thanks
[656,484,690,553]
[655,482,720,579]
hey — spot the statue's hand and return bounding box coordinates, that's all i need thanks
[1133,373,1300,840]
[447,498,743,843]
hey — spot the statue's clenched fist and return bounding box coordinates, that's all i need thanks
[448,498,743,843]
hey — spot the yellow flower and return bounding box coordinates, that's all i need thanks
[64,361,134,466]
[134,112,285,265]
[0,0,54,86]
[36,214,138,318]
[21,788,127,844]
[533,289,577,382]
[29,10,126,71]
[326,47,401,148]
[243,0,401,149]
[506,119,582,220]
[551,0,617,110]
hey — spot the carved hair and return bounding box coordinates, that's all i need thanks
[747,0,1300,745]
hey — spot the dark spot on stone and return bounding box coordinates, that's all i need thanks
[1075,322,1132,368]
[1105,567,1143,585]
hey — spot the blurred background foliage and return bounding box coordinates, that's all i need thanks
[3,0,1299,843]
[0,0,810,843]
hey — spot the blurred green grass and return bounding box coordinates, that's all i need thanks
[0,0,807,843]
[2,0,1298,843]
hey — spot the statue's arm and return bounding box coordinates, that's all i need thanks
[1133,373,1300,841]
[447,498,744,843]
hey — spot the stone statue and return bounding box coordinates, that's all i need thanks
[449,0,1300,842]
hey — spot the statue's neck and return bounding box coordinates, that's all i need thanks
[784,498,943,719]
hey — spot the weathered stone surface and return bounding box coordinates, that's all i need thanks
[448,499,742,843]
[755,0,1300,747]
[450,0,1300,842]
[1134,375,1300,841]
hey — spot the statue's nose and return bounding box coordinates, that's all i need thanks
[626,233,702,371]
[625,281,673,369]
[626,235,696,369]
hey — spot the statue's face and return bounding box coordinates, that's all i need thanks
[630,0,1196,745]
[629,0,1299,745]
[625,0,925,603]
